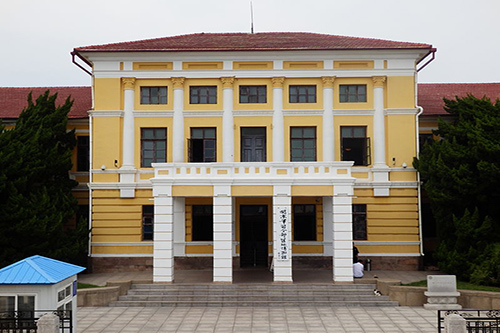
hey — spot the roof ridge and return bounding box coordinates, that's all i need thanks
[26,256,57,284]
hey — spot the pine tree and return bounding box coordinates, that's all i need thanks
[414,94,500,285]
[0,91,88,267]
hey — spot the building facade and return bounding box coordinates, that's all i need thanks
[72,32,435,283]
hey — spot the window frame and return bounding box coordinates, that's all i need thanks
[293,204,316,241]
[239,85,267,104]
[140,86,168,105]
[353,204,367,241]
[141,128,167,168]
[189,86,217,104]
[340,126,371,166]
[188,127,217,162]
[339,84,367,103]
[142,205,154,241]
[290,126,317,162]
[289,85,317,103]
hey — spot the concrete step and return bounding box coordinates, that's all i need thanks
[130,283,376,290]
[118,294,392,301]
[109,300,399,307]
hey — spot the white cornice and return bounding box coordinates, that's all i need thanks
[333,109,375,116]
[183,111,224,117]
[89,110,124,117]
[233,110,274,117]
[283,110,324,116]
[133,111,174,117]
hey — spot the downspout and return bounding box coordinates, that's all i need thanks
[87,77,95,260]
[416,105,424,257]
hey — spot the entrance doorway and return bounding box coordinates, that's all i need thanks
[240,205,268,267]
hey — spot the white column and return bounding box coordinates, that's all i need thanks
[332,185,354,283]
[272,77,285,162]
[273,185,292,282]
[172,77,185,162]
[153,185,174,283]
[372,76,390,196]
[322,77,335,161]
[173,197,185,256]
[221,77,235,162]
[213,185,233,283]
[372,76,387,168]
[323,197,333,255]
[122,78,136,169]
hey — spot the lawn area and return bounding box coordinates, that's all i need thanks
[404,280,500,292]
[77,282,101,289]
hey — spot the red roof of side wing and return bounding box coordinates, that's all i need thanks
[74,32,433,53]
[419,83,500,115]
[0,87,91,119]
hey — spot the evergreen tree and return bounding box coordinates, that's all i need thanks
[0,91,88,267]
[414,94,500,285]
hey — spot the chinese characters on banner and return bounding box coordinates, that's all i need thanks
[277,207,289,261]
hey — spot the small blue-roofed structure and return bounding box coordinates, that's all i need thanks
[0,255,86,331]
[0,255,85,285]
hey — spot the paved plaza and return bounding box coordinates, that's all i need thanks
[77,306,438,332]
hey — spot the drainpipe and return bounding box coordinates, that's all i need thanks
[71,51,92,76]
[88,101,93,259]
[416,105,424,257]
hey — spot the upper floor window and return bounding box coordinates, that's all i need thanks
[339,85,367,103]
[190,86,217,104]
[289,85,317,103]
[353,204,367,240]
[76,136,89,172]
[141,128,167,167]
[293,204,316,241]
[341,126,371,166]
[140,87,167,104]
[239,85,267,103]
[142,205,154,241]
[290,127,316,162]
[188,127,216,162]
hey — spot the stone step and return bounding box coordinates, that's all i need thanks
[130,283,376,290]
[118,295,392,302]
[127,289,374,296]
[109,300,399,307]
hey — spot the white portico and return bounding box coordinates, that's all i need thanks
[151,162,355,284]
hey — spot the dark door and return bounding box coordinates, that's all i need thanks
[240,205,268,267]
[241,127,266,162]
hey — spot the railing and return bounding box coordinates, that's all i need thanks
[0,310,72,333]
[152,162,354,180]
[438,310,500,333]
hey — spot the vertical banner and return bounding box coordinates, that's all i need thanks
[277,206,289,261]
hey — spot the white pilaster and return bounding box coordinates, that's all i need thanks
[173,197,185,256]
[122,78,135,170]
[172,78,185,162]
[221,77,235,162]
[153,186,174,283]
[272,77,285,162]
[273,185,292,282]
[213,185,233,283]
[332,186,354,283]
[322,77,335,161]
[372,76,390,196]
[323,197,333,255]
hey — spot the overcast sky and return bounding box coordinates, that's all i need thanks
[1,0,498,87]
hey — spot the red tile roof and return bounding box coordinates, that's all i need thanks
[74,32,433,53]
[419,83,500,115]
[0,87,91,119]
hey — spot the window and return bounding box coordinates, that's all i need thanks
[239,85,267,103]
[293,204,316,241]
[140,87,167,104]
[341,126,371,166]
[289,85,316,103]
[339,85,367,103]
[241,127,266,162]
[76,136,89,171]
[192,205,213,241]
[142,205,154,241]
[190,86,217,104]
[188,128,216,162]
[141,128,167,167]
[353,204,367,240]
[290,127,316,161]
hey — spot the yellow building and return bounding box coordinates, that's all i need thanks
[72,32,436,283]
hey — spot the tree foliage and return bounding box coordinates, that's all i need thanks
[0,91,88,267]
[414,94,500,285]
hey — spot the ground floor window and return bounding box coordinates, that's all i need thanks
[192,205,213,241]
[142,205,154,241]
[353,204,367,240]
[293,204,316,241]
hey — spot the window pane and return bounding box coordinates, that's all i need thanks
[0,296,15,312]
[303,128,315,138]
[290,127,301,138]
[191,128,204,139]
[205,128,216,139]
[17,296,35,312]
[353,127,366,138]
[156,141,166,150]
[341,127,351,137]
[142,129,154,139]
[304,140,314,149]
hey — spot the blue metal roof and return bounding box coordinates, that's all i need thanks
[0,255,86,285]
